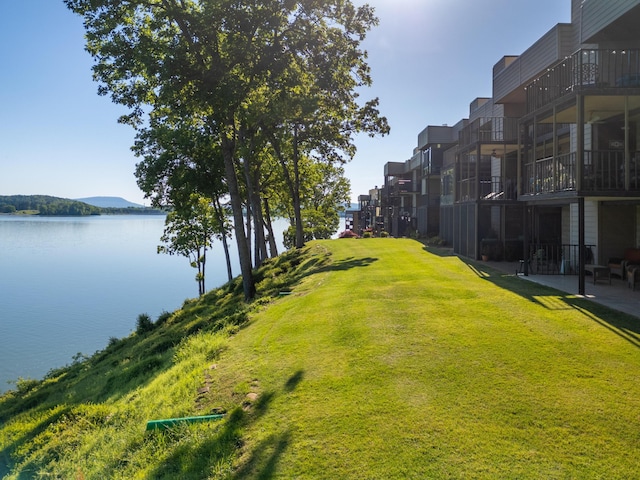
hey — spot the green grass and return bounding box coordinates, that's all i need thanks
[2,239,640,478]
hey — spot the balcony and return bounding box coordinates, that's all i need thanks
[480,176,518,201]
[523,151,640,195]
[459,117,519,147]
[525,49,640,112]
[387,178,417,196]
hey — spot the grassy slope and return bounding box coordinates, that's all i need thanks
[2,239,640,478]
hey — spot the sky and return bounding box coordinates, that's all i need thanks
[0,1,572,205]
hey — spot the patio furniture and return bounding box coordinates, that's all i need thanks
[627,266,640,291]
[608,248,640,280]
[585,264,611,285]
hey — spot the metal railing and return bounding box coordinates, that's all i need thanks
[480,176,518,200]
[459,117,519,147]
[526,244,597,275]
[524,153,577,195]
[526,49,640,112]
[523,151,640,195]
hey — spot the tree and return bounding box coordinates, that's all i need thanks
[133,117,234,282]
[282,160,350,249]
[258,1,389,248]
[65,0,388,298]
[158,194,221,296]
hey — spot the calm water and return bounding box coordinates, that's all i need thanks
[0,215,280,393]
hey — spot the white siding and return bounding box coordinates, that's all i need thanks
[569,200,599,263]
[491,155,501,178]
[585,200,598,262]
[562,205,571,244]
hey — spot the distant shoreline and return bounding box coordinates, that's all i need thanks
[0,195,165,216]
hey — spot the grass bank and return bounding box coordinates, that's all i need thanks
[2,239,640,478]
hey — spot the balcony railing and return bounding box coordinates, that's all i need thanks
[459,117,519,147]
[526,49,640,112]
[527,244,597,275]
[480,176,518,200]
[457,178,476,202]
[523,151,640,195]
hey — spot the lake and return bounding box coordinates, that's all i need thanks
[0,214,286,393]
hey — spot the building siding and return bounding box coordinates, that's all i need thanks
[581,0,640,43]
[494,25,574,103]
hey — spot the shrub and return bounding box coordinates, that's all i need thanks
[380,231,389,237]
[156,310,172,326]
[425,236,446,247]
[338,230,359,238]
[136,313,154,334]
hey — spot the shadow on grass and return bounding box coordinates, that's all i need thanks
[420,244,457,258]
[284,370,304,392]
[230,370,303,479]
[232,431,291,480]
[461,257,640,349]
[143,370,303,479]
[0,405,70,477]
[313,256,378,273]
[142,407,251,480]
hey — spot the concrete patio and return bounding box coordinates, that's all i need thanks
[484,260,640,319]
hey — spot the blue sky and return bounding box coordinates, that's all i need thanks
[0,1,571,204]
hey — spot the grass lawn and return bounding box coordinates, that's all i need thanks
[2,238,640,478]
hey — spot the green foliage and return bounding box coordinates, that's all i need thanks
[156,310,172,327]
[136,313,154,335]
[0,195,163,216]
[425,235,445,246]
[0,195,101,216]
[158,194,224,296]
[3,240,640,478]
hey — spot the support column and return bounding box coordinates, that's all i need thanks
[552,105,558,191]
[517,120,523,199]
[523,205,530,276]
[578,197,585,295]
[625,95,630,191]
[576,94,584,192]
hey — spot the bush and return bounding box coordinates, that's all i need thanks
[156,310,172,326]
[338,230,359,238]
[380,231,389,237]
[0,204,16,213]
[425,236,446,247]
[136,313,154,334]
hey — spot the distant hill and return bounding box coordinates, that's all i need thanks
[0,195,163,216]
[75,196,144,208]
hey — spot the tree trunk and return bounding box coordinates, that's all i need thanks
[200,247,206,296]
[222,136,255,300]
[268,128,304,249]
[292,125,304,248]
[252,175,268,265]
[263,197,278,257]
[214,197,233,283]
[243,153,267,267]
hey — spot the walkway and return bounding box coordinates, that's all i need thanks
[485,260,640,319]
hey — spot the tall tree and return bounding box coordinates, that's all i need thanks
[65,0,388,297]
[260,1,389,248]
[282,159,351,248]
[65,0,267,299]
[133,118,235,282]
[158,194,221,296]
